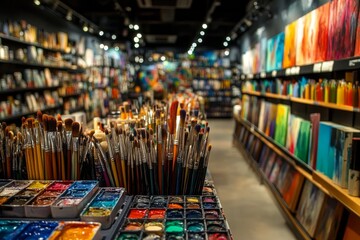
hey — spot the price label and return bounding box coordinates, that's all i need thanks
[285,68,291,76]
[349,58,360,67]
[260,72,266,78]
[296,66,301,75]
[247,73,254,79]
[271,70,277,77]
[313,63,322,73]
[291,67,297,75]
[321,61,334,72]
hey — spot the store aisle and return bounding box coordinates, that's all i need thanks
[208,119,296,240]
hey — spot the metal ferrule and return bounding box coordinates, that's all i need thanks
[5,137,10,158]
[106,135,114,160]
[186,145,194,169]
[72,137,79,152]
[49,132,57,152]
[34,127,40,145]
[56,132,62,152]
[167,133,174,161]
[140,141,147,164]
[66,131,72,149]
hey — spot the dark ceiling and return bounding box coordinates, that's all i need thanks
[58,0,254,51]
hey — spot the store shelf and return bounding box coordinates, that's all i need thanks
[0,59,82,71]
[313,171,360,217]
[68,106,85,114]
[241,56,360,80]
[0,85,61,95]
[60,92,84,98]
[0,33,68,54]
[242,91,360,112]
[0,105,62,122]
[236,117,360,217]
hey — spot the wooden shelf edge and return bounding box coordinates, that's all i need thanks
[313,171,360,217]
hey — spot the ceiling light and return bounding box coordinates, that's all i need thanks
[135,56,139,62]
[134,43,139,48]
[129,24,134,29]
[99,31,104,36]
[192,43,197,47]
[188,50,192,55]
[254,1,258,5]
[111,34,117,40]
[134,24,139,30]
[115,46,119,51]
[125,6,132,12]
[223,42,228,47]
[139,58,144,63]
[134,37,139,43]
[34,0,40,5]
[160,56,166,61]
[104,45,109,51]
[202,24,208,29]
[226,36,231,41]
[200,31,205,36]
[198,38,202,43]
[100,43,104,49]
[137,33,142,38]
[224,50,229,56]
[89,27,94,33]
[83,25,88,32]
[65,11,72,21]
[148,57,153,62]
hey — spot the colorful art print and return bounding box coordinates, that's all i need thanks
[264,152,277,178]
[286,115,302,154]
[296,180,326,237]
[342,212,360,240]
[294,120,311,164]
[252,43,261,73]
[259,146,271,170]
[304,8,318,64]
[314,2,330,62]
[283,20,297,68]
[282,168,304,211]
[296,16,306,65]
[259,37,267,72]
[274,32,285,70]
[269,158,283,183]
[274,161,290,193]
[314,197,343,240]
[274,104,290,147]
[266,37,276,71]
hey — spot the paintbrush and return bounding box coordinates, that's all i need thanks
[0,122,6,178]
[56,121,65,180]
[105,129,120,187]
[111,123,124,187]
[80,130,95,179]
[64,118,73,179]
[167,100,178,194]
[92,136,111,186]
[37,111,45,170]
[135,139,142,194]
[149,128,158,194]
[155,110,163,193]
[161,125,167,194]
[71,122,80,180]
[175,109,186,194]
[197,144,212,194]
[140,129,150,193]
[190,132,203,194]
[117,126,127,188]
[48,116,58,180]
[100,140,115,186]
[127,134,134,193]
[5,128,13,179]
[34,121,45,180]
[42,115,52,180]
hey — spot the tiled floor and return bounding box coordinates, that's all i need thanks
[208,119,296,240]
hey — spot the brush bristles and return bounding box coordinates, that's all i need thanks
[71,122,80,137]
[180,109,186,123]
[48,117,57,132]
[64,118,73,131]
[104,129,110,135]
[57,114,62,121]
[37,110,43,122]
[57,121,63,132]
[168,101,178,134]
[2,122,6,131]
[42,115,49,131]
[89,130,95,138]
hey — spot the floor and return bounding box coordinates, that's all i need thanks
[208,119,296,240]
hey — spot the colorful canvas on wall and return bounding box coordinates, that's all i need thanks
[296,180,326,237]
[304,8,318,64]
[274,32,285,70]
[326,0,337,60]
[314,2,330,62]
[259,37,267,72]
[282,168,304,211]
[286,115,302,154]
[252,43,260,73]
[296,16,306,65]
[294,120,311,164]
[342,212,360,240]
[283,20,297,68]
[266,37,276,71]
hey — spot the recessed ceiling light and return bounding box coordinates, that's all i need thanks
[100,44,104,49]
[148,57,153,62]
[134,43,139,48]
[125,6,132,12]
[202,24,207,29]
[224,50,229,56]
[200,31,205,36]
[66,11,72,21]
[137,33,142,38]
[104,45,109,51]
[192,43,197,47]
[188,50,192,55]
[111,34,117,40]
[135,56,139,62]
[223,42,228,47]
[139,58,144,63]
[160,56,166,61]
[134,37,139,43]
[129,24,134,29]
[34,0,40,5]
[99,31,104,36]
[134,25,139,30]
[198,38,202,43]
[83,25,88,32]
[226,36,231,41]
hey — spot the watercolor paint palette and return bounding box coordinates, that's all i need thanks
[80,187,126,229]
[25,181,73,218]
[116,195,231,240]
[1,180,52,217]
[0,220,101,240]
[51,180,99,219]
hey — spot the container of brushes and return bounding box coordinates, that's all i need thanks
[1,180,51,217]
[48,221,102,240]
[51,180,99,219]
[80,187,126,229]
[25,181,73,218]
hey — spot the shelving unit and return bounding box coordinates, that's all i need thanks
[0,105,62,123]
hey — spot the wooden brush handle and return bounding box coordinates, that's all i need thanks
[51,151,57,180]
[44,152,52,180]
